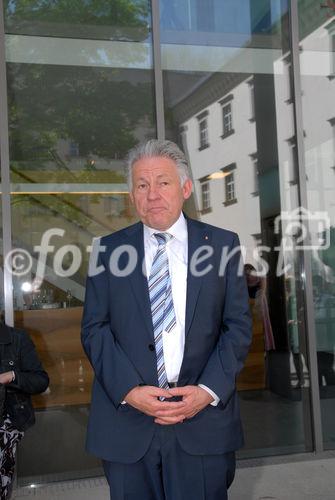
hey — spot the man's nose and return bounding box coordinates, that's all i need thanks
[147,185,160,199]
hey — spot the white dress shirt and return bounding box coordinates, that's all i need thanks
[144,213,219,405]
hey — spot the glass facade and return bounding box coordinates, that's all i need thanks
[160,0,314,458]
[0,0,334,486]
[297,0,335,449]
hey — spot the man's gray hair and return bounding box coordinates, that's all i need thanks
[126,139,191,190]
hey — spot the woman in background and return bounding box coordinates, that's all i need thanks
[0,320,49,499]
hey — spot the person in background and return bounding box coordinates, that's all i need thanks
[0,320,49,499]
[82,139,251,500]
[285,277,305,388]
[244,264,275,352]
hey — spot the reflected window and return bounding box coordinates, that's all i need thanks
[223,104,232,135]
[197,110,209,150]
[199,179,211,214]
[221,163,237,205]
[199,119,208,149]
[225,172,235,202]
[220,97,234,138]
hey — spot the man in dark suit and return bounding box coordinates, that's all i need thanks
[81,139,251,500]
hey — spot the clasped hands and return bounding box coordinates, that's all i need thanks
[124,385,214,425]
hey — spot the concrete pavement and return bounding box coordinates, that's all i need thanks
[14,454,335,499]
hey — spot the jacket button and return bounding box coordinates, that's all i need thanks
[9,361,14,366]
[148,344,155,351]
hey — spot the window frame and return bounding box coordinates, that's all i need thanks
[198,117,209,150]
[221,162,237,206]
[198,177,212,214]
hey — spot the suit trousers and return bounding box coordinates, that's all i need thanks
[103,425,236,500]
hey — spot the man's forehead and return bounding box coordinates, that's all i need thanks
[134,172,173,180]
[133,159,178,176]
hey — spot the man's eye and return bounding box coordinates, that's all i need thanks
[137,184,147,190]
[160,181,169,186]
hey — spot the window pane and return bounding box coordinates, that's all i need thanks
[298,0,335,450]
[161,0,314,457]
[222,103,232,135]
[199,119,208,148]
[4,0,151,41]
[201,181,210,210]
[4,2,156,484]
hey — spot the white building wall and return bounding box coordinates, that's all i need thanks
[183,78,261,266]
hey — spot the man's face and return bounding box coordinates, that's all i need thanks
[130,156,192,231]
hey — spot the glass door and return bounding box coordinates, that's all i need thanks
[2,0,156,484]
[160,0,314,457]
[298,0,335,450]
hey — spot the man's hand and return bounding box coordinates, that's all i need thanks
[154,386,214,425]
[124,385,186,424]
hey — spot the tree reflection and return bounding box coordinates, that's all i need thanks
[7,64,154,178]
[4,0,150,41]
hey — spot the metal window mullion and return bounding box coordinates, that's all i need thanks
[0,0,14,327]
[289,0,323,453]
[151,0,165,140]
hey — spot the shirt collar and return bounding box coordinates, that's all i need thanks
[143,212,187,245]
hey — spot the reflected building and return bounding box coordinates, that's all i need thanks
[174,72,261,262]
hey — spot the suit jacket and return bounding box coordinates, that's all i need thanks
[81,217,252,463]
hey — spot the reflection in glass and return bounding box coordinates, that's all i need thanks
[11,192,137,313]
[10,189,138,426]
[298,0,335,449]
[4,0,151,41]
[162,0,313,456]
[7,64,155,184]
[4,1,156,482]
[160,0,283,40]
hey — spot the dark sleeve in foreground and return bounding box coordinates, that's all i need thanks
[11,330,49,395]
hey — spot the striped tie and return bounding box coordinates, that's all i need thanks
[148,233,176,390]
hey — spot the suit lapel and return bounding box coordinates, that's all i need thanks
[125,223,154,341]
[185,218,212,336]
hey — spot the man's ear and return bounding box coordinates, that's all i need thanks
[182,179,193,200]
[129,191,134,204]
